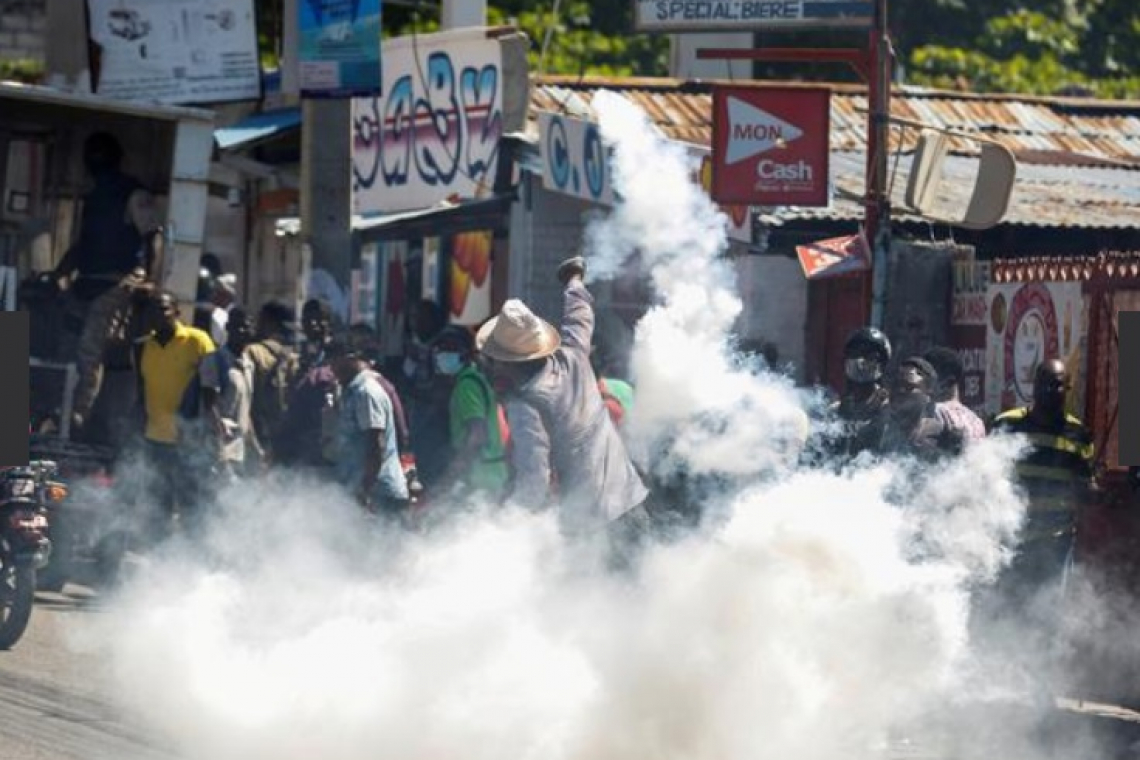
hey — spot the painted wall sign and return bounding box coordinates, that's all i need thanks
[984,281,1085,416]
[86,0,260,105]
[299,0,383,97]
[539,111,615,206]
[351,31,504,214]
[949,250,990,412]
[449,230,493,325]
[711,86,831,207]
[633,0,874,32]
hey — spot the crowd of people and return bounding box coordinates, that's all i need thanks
[826,325,1096,617]
[31,131,1099,587]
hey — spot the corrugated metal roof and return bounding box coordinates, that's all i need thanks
[761,151,1140,229]
[530,76,1140,165]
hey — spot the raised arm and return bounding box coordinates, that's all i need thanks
[557,256,593,354]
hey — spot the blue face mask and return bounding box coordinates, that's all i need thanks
[434,351,463,376]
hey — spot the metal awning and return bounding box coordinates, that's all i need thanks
[215,107,301,151]
[275,194,515,241]
[0,80,214,122]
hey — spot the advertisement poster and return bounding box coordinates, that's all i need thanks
[795,233,870,280]
[712,86,831,207]
[379,240,407,358]
[448,231,493,326]
[350,242,379,326]
[87,0,260,104]
[539,111,615,206]
[949,251,989,412]
[633,0,874,32]
[984,280,1086,417]
[298,0,382,97]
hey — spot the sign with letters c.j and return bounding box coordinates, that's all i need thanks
[711,86,831,207]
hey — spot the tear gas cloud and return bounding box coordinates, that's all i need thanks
[76,91,1120,760]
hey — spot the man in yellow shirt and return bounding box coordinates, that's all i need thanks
[139,290,222,538]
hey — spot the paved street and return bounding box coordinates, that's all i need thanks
[2,581,1139,760]
[0,585,176,760]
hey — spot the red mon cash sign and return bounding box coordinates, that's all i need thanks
[711,86,831,207]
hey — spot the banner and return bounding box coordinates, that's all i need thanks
[539,111,615,206]
[87,0,260,104]
[984,280,1085,416]
[796,233,870,279]
[633,0,874,32]
[352,31,505,213]
[299,0,382,97]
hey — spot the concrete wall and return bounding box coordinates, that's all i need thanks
[734,253,809,379]
[0,0,46,62]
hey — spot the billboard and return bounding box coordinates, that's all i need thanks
[86,0,260,105]
[633,0,874,32]
[711,86,831,207]
[539,111,615,206]
[298,0,383,97]
[352,32,504,214]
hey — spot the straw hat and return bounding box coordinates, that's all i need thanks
[476,299,561,362]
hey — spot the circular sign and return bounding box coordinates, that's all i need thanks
[1002,283,1059,406]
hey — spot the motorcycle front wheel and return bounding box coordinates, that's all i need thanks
[0,552,35,650]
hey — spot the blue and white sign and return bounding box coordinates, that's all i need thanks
[299,0,382,97]
[538,111,615,206]
[633,1,873,32]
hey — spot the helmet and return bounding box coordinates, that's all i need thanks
[844,327,891,365]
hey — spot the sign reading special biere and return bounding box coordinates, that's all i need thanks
[633,0,874,32]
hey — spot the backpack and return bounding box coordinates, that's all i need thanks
[253,340,298,429]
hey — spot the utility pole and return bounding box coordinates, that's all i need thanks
[295,0,354,315]
[865,0,892,330]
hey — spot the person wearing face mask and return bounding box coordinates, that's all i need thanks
[876,357,959,460]
[989,359,1096,606]
[831,327,892,458]
[433,326,510,504]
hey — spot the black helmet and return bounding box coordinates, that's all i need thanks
[844,327,891,364]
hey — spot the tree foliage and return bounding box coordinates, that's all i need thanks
[263,0,1140,98]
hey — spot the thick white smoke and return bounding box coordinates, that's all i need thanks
[584,90,809,481]
[74,90,1102,760]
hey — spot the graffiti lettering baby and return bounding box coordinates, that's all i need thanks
[352,36,505,214]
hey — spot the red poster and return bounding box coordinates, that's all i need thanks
[796,233,870,280]
[712,86,831,207]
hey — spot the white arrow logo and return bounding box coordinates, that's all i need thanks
[725,97,804,164]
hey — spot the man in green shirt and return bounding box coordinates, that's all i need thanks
[433,326,510,503]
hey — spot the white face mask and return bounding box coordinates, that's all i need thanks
[434,351,463,376]
[845,356,882,384]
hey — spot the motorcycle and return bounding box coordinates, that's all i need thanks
[0,461,62,649]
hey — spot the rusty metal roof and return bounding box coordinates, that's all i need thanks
[530,76,1140,165]
[764,150,1140,229]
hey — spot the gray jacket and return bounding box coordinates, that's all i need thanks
[506,280,648,533]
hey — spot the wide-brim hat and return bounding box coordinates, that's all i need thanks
[476,299,561,362]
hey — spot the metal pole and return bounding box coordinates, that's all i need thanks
[867,0,892,329]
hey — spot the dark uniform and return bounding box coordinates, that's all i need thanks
[990,406,1095,601]
[832,387,890,458]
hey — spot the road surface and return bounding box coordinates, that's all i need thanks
[0,585,177,760]
[1,584,1138,760]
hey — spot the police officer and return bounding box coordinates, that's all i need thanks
[832,327,892,458]
[990,358,1096,606]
